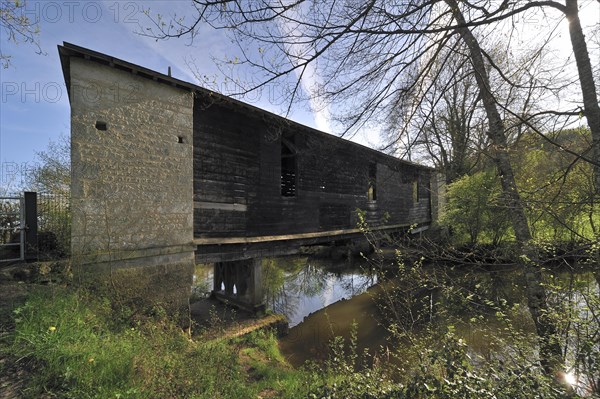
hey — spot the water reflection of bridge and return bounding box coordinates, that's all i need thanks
[197,226,412,311]
[262,257,377,327]
[194,256,378,324]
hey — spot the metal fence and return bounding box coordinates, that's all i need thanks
[0,196,25,262]
[37,192,71,259]
[0,192,70,263]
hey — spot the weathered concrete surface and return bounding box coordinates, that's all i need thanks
[67,56,195,312]
[190,298,288,340]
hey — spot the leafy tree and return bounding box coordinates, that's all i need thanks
[443,171,512,245]
[514,128,598,242]
[444,128,597,245]
[27,134,70,196]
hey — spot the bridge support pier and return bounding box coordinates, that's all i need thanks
[212,258,265,313]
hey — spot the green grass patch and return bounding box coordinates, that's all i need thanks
[3,286,308,399]
[234,330,310,397]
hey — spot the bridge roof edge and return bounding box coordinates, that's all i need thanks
[58,42,434,171]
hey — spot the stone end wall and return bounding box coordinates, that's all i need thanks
[68,57,195,312]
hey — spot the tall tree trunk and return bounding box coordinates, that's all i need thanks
[444,0,563,373]
[565,0,600,194]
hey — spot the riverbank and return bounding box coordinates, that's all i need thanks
[0,265,305,399]
[2,249,595,398]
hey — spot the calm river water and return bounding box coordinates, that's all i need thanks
[194,254,599,384]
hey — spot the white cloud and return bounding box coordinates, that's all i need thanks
[276,4,333,134]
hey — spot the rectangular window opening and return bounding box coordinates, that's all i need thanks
[281,140,296,197]
[95,121,107,131]
[368,162,377,201]
[413,179,420,204]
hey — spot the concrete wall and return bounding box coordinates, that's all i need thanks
[68,57,195,312]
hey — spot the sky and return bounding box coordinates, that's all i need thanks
[0,0,599,192]
[0,0,342,191]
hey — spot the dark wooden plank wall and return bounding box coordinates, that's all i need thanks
[194,98,432,238]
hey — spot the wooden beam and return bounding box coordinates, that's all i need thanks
[194,201,248,212]
[194,223,413,245]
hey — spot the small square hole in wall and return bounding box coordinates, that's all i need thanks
[95,121,107,131]
[178,136,184,144]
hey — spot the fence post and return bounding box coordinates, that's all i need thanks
[24,191,38,261]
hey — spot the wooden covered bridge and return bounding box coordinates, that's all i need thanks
[59,43,441,312]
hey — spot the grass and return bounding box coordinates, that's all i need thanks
[2,286,309,399]
[235,331,310,397]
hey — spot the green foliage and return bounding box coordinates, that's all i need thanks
[234,330,310,397]
[191,263,212,300]
[514,129,598,242]
[6,265,597,398]
[327,247,595,398]
[36,193,71,258]
[27,134,70,196]
[0,197,20,245]
[307,322,403,398]
[10,288,143,398]
[25,134,72,258]
[304,286,577,399]
[544,270,600,394]
[442,170,512,245]
[306,322,566,399]
[403,327,565,399]
[443,128,598,245]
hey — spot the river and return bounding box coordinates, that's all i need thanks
[194,254,599,393]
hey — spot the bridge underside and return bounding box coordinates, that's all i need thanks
[195,223,428,312]
[194,223,426,262]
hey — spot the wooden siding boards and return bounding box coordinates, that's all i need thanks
[193,97,433,239]
[193,98,259,237]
